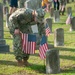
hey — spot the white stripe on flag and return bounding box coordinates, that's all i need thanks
[21,33,36,54]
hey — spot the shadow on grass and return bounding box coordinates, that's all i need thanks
[61,66,75,74]
[0,52,14,54]
[55,47,75,52]
[0,60,46,73]
[60,55,75,61]
[27,63,75,74]
[25,63,46,73]
[0,60,17,66]
[55,47,75,61]
[53,22,65,24]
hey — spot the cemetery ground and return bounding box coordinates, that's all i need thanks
[0,1,75,75]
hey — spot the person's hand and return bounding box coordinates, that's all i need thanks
[14,29,20,35]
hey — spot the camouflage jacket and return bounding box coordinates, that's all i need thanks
[9,8,35,34]
[8,8,45,35]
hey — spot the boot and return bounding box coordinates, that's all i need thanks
[17,60,24,66]
[23,60,30,66]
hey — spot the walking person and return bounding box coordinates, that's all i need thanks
[41,0,49,11]
[59,0,66,15]
[53,0,60,10]
[9,0,18,15]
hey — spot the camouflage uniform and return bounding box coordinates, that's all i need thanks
[8,8,45,62]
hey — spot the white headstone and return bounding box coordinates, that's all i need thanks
[53,10,60,23]
[0,3,9,53]
[25,0,42,9]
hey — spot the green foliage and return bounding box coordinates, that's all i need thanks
[0,1,75,75]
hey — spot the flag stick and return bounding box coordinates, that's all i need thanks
[44,59,46,72]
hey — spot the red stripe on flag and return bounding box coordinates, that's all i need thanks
[39,43,48,59]
[21,33,36,54]
[45,27,50,36]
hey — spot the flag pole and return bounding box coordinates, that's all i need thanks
[44,59,46,72]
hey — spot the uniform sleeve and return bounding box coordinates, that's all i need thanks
[8,15,19,35]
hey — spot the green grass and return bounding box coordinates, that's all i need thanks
[0,1,75,75]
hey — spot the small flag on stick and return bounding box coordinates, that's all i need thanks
[39,35,48,59]
[21,33,36,54]
[45,23,50,36]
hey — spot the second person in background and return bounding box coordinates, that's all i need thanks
[9,0,18,15]
[53,0,60,10]
[41,0,48,11]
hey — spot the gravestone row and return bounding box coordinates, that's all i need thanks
[0,3,9,53]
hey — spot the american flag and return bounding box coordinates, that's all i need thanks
[45,23,50,36]
[21,33,36,54]
[39,35,48,59]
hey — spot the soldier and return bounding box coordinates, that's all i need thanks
[8,8,45,66]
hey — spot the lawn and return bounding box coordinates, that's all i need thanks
[0,0,75,75]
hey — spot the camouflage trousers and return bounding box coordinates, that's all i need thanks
[13,34,29,61]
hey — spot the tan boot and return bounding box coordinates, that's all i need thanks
[17,60,24,66]
[23,60,31,66]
